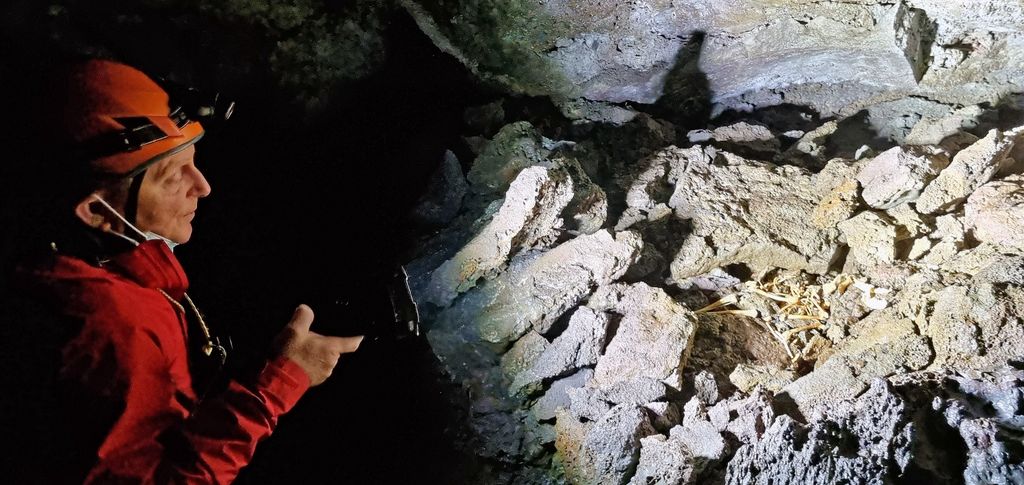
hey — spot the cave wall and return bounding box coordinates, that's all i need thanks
[404,0,1024,119]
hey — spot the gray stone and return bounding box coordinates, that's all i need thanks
[589,283,698,393]
[643,402,681,434]
[500,331,548,383]
[674,421,727,465]
[729,364,797,393]
[476,230,643,346]
[569,403,658,485]
[838,211,898,270]
[567,386,613,422]
[917,128,1021,214]
[665,146,842,279]
[532,369,594,421]
[510,307,609,394]
[410,149,469,227]
[466,121,551,195]
[424,165,574,307]
[855,145,950,210]
[708,121,781,155]
[602,377,668,406]
[726,380,912,485]
[693,370,719,406]
[965,174,1024,252]
[628,434,694,485]
[779,312,933,416]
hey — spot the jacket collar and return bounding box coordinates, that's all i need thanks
[106,239,190,300]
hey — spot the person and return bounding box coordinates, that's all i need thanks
[3,59,364,484]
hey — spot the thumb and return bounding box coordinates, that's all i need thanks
[287,304,315,333]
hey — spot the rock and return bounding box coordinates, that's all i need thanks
[628,434,694,485]
[674,421,727,466]
[589,283,697,392]
[664,146,842,279]
[838,211,898,270]
[476,230,643,346]
[643,402,681,434]
[855,145,950,209]
[905,104,985,146]
[924,282,1024,371]
[693,370,719,405]
[726,380,912,485]
[965,174,1024,252]
[532,369,594,421]
[568,403,657,485]
[466,121,552,195]
[560,157,608,235]
[785,121,838,162]
[729,364,797,393]
[675,268,742,293]
[410,149,469,227]
[510,307,609,394]
[424,165,573,307]
[406,0,1024,121]
[554,409,592,482]
[813,178,860,229]
[464,100,505,135]
[708,121,781,156]
[567,386,613,422]
[501,331,549,382]
[779,312,932,416]
[917,128,1021,214]
[688,313,791,394]
[722,389,777,446]
[602,377,669,406]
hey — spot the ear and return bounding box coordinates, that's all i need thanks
[74,193,114,232]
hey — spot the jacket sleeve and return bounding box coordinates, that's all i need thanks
[77,320,311,485]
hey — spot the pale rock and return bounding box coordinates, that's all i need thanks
[664,146,842,279]
[476,230,643,346]
[729,363,797,393]
[425,165,573,307]
[532,369,594,421]
[855,145,949,210]
[812,178,860,229]
[589,283,697,393]
[466,121,551,195]
[567,403,658,485]
[628,435,694,485]
[510,307,609,394]
[779,312,932,416]
[643,402,681,433]
[917,128,1020,214]
[965,174,1024,252]
[838,211,898,270]
[907,238,933,260]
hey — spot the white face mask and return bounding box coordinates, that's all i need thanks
[91,195,180,252]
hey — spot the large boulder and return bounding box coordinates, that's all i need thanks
[424,165,573,307]
[663,146,842,280]
[588,283,698,393]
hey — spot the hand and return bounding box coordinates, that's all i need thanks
[273,304,364,387]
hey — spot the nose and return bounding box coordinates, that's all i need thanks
[187,164,212,198]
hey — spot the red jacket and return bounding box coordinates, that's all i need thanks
[12,239,310,484]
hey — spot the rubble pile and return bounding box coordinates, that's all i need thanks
[406,100,1024,483]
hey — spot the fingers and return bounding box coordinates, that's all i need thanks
[287,304,315,333]
[322,335,364,355]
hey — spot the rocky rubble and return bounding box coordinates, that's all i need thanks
[406,90,1024,483]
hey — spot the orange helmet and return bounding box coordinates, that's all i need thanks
[59,59,205,177]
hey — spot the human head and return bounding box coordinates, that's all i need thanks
[54,59,209,244]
